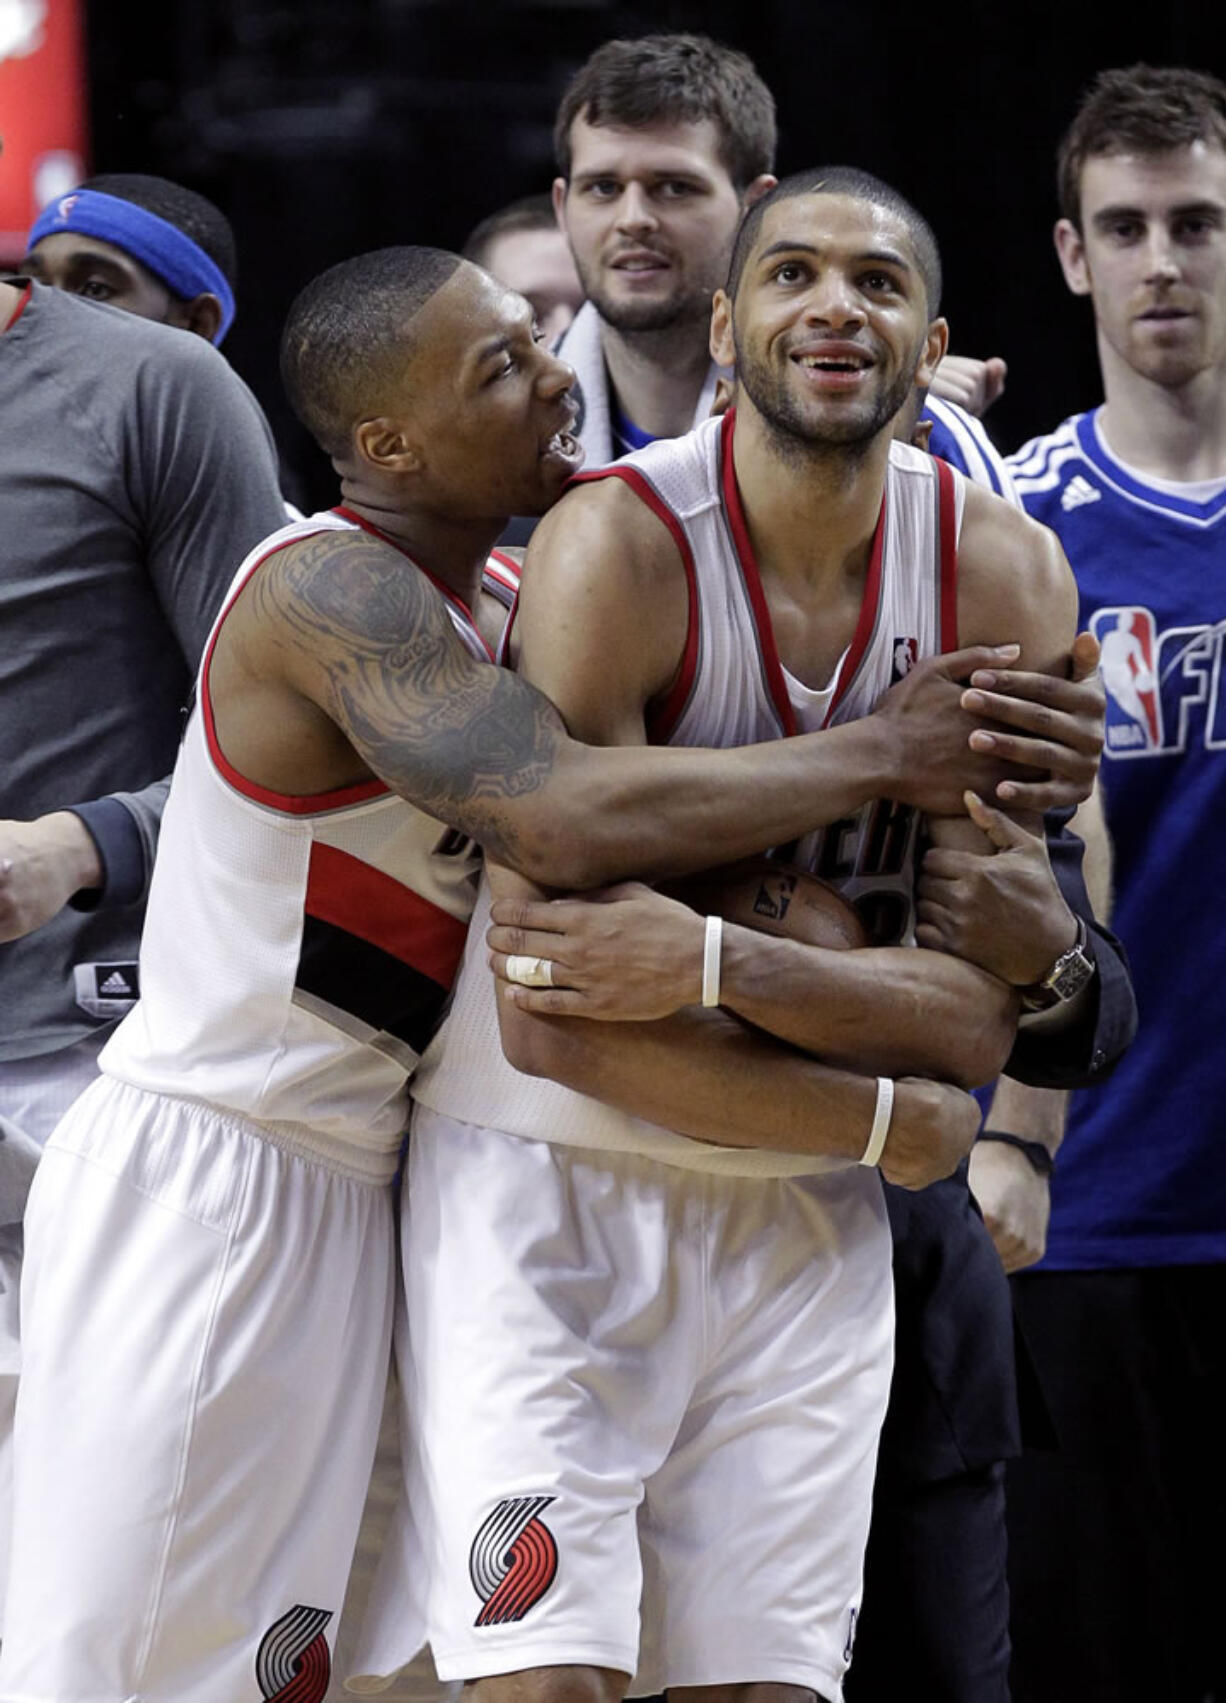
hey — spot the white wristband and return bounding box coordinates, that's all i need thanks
[702,914,723,1007]
[860,1077,894,1167]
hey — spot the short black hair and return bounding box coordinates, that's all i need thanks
[463,194,558,268]
[1057,64,1226,227]
[553,33,776,190]
[726,166,942,316]
[82,172,238,290]
[280,246,462,457]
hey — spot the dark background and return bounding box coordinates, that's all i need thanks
[82,0,1225,510]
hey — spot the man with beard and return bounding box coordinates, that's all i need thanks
[361,170,1091,1703]
[550,32,1010,470]
[538,41,1130,1702]
[1005,65,1226,1703]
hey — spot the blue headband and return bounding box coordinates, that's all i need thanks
[27,189,236,344]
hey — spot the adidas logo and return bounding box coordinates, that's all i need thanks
[99,970,133,996]
[1061,474,1101,511]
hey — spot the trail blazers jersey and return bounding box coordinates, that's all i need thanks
[414,411,964,1174]
[101,509,519,1162]
[1009,411,1226,1267]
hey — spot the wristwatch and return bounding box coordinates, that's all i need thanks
[977,1130,1054,1176]
[1020,916,1096,1012]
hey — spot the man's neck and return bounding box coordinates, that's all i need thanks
[1097,336,1226,482]
[730,404,893,594]
[599,318,715,440]
[339,488,500,612]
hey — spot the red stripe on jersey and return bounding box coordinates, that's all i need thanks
[497,591,521,666]
[718,409,800,736]
[934,456,960,652]
[200,533,390,814]
[305,842,468,988]
[825,493,888,725]
[721,407,890,732]
[333,505,495,659]
[566,466,700,743]
[487,549,522,590]
[4,282,32,331]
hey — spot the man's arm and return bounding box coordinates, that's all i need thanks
[969,799,1132,1276]
[489,864,981,1191]
[487,881,1016,1089]
[235,501,1039,891]
[490,482,1084,1065]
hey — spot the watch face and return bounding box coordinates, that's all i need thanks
[1049,948,1094,1002]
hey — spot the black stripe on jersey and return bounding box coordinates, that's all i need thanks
[296,917,449,1054]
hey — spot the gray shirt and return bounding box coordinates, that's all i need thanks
[0,281,287,1061]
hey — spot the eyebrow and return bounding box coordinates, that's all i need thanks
[570,167,709,187]
[756,238,914,272]
[17,248,131,279]
[55,248,135,279]
[474,333,512,364]
[1092,199,1226,226]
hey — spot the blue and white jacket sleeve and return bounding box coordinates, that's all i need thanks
[920,394,1020,507]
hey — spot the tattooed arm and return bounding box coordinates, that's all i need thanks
[218,526,1012,889]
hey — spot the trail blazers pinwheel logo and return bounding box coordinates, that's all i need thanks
[256,1604,332,1701]
[470,1494,558,1626]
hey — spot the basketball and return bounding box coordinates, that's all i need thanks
[665,857,869,951]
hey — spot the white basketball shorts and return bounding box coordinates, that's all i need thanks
[365,1111,893,1702]
[0,1075,396,1703]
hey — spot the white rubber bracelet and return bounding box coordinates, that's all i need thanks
[702,914,723,1008]
[860,1077,895,1167]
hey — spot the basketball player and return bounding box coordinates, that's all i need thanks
[1005,65,1226,1703]
[0,243,1066,1703]
[352,172,1086,1703]
[541,36,1131,1700]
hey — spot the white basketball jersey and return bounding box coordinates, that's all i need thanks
[415,412,964,1175]
[101,509,519,1161]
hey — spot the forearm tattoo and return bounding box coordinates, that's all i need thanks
[255,531,565,861]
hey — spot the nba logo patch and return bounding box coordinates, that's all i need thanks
[1091,606,1162,754]
[55,194,79,224]
[890,637,918,683]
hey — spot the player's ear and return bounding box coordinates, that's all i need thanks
[742,174,776,211]
[354,416,422,475]
[710,289,736,369]
[168,292,224,343]
[551,178,569,232]
[910,415,934,453]
[914,317,949,392]
[1054,219,1092,297]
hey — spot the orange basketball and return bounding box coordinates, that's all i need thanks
[665,857,868,951]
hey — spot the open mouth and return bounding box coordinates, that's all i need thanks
[791,339,874,374]
[610,251,669,274]
[795,355,872,372]
[542,427,581,464]
[790,347,874,387]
